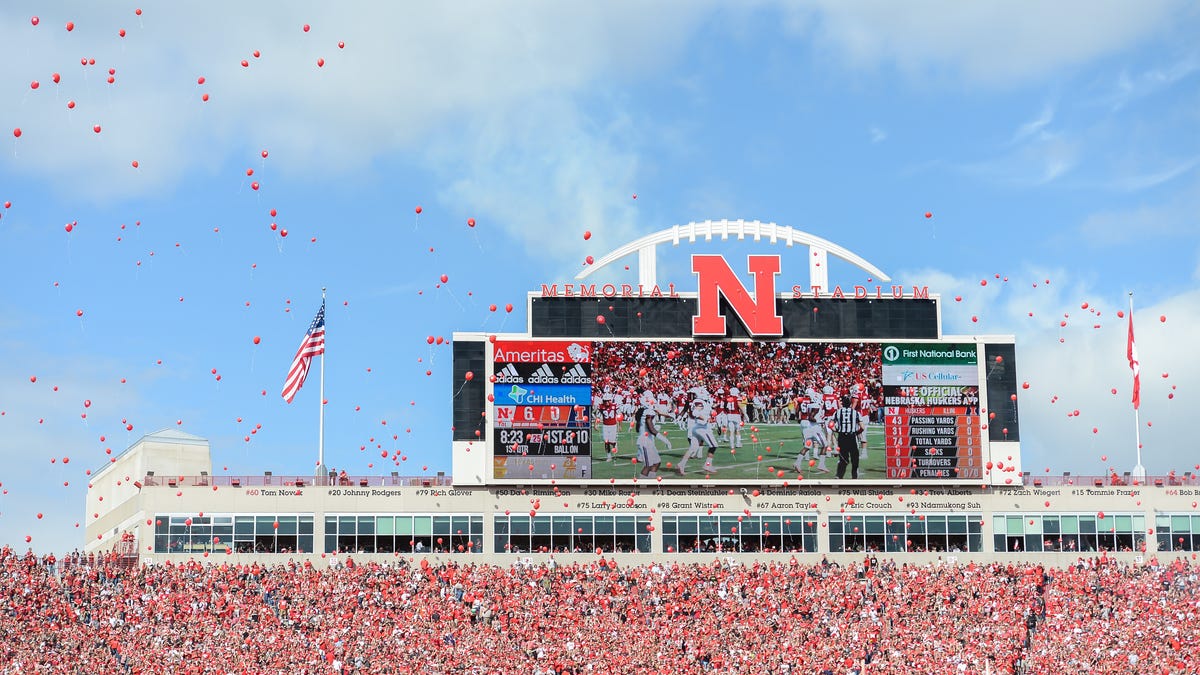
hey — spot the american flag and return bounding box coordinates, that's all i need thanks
[281,301,325,404]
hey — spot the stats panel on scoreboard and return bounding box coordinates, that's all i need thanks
[880,344,983,480]
[486,339,994,484]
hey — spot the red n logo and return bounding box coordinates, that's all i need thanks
[692,254,784,336]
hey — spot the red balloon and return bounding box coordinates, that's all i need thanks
[924,212,932,218]
[440,274,449,283]
[583,230,592,240]
[338,41,345,49]
[303,24,310,32]
[504,304,513,313]
[316,58,325,68]
[12,128,21,138]
[596,315,606,325]
[585,256,594,265]
[93,125,101,134]
[465,371,474,381]
[414,205,422,214]
[467,218,476,227]
[252,336,261,345]
[31,16,38,26]
[30,81,39,90]
[65,21,74,31]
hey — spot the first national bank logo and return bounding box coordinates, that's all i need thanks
[692,254,783,337]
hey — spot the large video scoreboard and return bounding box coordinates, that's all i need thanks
[451,251,1023,486]
[478,337,998,483]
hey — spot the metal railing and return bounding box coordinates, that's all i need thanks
[1016,474,1198,488]
[141,473,455,488]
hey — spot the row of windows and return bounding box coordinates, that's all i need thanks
[1155,514,1200,552]
[495,515,651,553]
[149,511,1183,555]
[829,515,984,553]
[992,513,1147,553]
[154,515,314,554]
[324,515,485,554]
[661,515,819,553]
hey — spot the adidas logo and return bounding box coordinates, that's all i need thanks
[559,363,590,384]
[494,363,522,383]
[527,364,560,384]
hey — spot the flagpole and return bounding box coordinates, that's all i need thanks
[1130,292,1145,483]
[318,287,327,477]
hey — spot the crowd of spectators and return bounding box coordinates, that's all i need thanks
[593,341,881,423]
[1,546,1197,674]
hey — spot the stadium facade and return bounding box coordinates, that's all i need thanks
[85,221,1200,565]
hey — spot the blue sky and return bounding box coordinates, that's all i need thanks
[1,2,1198,552]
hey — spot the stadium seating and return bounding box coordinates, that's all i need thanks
[2,547,1197,674]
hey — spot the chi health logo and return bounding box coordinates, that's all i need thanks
[883,345,900,362]
[566,343,589,362]
[494,363,521,384]
[507,385,529,404]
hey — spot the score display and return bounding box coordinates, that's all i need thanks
[490,341,597,481]
[881,345,982,480]
[488,339,991,483]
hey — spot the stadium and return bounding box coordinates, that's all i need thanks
[82,222,1200,566]
[5,222,1182,673]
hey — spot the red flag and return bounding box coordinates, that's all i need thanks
[282,302,325,403]
[1126,309,1140,410]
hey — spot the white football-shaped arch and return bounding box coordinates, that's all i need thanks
[575,219,891,290]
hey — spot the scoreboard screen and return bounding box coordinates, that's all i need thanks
[880,344,982,480]
[487,338,989,483]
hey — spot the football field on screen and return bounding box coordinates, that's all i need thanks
[589,422,889,481]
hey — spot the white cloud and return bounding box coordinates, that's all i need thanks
[1011,103,1055,145]
[1076,177,1200,245]
[903,266,1200,478]
[0,3,714,193]
[778,1,1190,88]
[958,130,1079,186]
[1104,53,1200,111]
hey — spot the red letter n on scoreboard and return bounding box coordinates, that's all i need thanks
[691,254,784,337]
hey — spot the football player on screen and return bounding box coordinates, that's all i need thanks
[676,387,719,475]
[635,392,661,479]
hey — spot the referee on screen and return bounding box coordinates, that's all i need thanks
[833,395,865,479]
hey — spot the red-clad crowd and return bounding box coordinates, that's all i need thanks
[1,547,1197,674]
[593,341,881,407]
